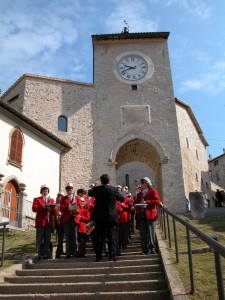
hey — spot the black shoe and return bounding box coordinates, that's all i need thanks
[95,255,103,262]
[109,257,117,261]
[150,249,157,254]
[142,251,148,255]
[73,254,79,258]
[117,253,122,256]
[36,256,42,260]
[66,255,72,258]
[43,256,49,259]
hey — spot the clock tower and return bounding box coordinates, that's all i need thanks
[91,31,185,210]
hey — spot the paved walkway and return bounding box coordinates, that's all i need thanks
[205,207,225,216]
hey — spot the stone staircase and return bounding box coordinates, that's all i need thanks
[0,231,172,299]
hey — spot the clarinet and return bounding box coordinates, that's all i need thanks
[47,196,51,223]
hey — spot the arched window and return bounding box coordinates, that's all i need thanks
[58,116,67,132]
[9,128,23,167]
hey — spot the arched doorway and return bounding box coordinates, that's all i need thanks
[3,180,20,226]
[115,138,162,196]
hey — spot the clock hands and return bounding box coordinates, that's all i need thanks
[123,64,137,70]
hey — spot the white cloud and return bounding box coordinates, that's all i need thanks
[180,79,201,91]
[179,58,225,95]
[106,0,159,33]
[164,0,211,19]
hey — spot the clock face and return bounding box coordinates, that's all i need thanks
[117,55,148,81]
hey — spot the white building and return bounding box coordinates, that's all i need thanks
[0,101,70,227]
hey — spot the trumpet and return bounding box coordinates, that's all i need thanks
[56,212,62,225]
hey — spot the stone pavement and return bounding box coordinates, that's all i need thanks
[205,207,225,217]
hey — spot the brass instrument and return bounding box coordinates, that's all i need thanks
[86,221,96,235]
[69,193,79,216]
[46,196,51,223]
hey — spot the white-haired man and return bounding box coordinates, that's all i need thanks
[134,177,162,255]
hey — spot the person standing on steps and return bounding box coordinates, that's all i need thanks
[88,174,124,262]
[32,184,56,259]
[134,177,163,255]
[60,183,82,258]
[55,191,65,259]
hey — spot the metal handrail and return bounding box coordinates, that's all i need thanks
[158,207,225,299]
[0,221,9,267]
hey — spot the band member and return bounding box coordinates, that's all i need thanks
[135,177,162,255]
[60,183,82,258]
[119,195,132,250]
[32,184,56,259]
[76,202,90,257]
[55,191,65,259]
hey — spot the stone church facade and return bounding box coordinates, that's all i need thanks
[1,31,209,212]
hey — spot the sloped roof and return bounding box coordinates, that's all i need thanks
[175,98,208,147]
[0,100,71,152]
[1,73,94,99]
[92,31,169,41]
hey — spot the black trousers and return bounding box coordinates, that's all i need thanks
[95,221,117,260]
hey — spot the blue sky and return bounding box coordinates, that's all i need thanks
[0,0,224,158]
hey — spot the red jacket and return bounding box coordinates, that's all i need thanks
[32,197,56,228]
[76,208,90,234]
[120,197,132,223]
[116,200,123,225]
[135,188,161,220]
[60,195,82,224]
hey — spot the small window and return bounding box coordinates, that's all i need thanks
[131,85,137,91]
[214,160,218,166]
[206,182,209,189]
[196,149,199,160]
[125,174,129,188]
[9,128,23,167]
[58,116,67,132]
[195,173,198,182]
[186,137,189,149]
[216,173,220,181]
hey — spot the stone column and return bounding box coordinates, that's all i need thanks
[18,183,28,228]
[189,191,208,219]
[0,174,5,221]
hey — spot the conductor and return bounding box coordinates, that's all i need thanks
[88,174,124,262]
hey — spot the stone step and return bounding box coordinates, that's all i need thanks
[5,271,165,283]
[0,279,168,294]
[16,263,162,276]
[25,256,161,269]
[1,230,172,299]
[0,290,170,300]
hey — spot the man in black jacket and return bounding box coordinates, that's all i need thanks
[88,174,124,261]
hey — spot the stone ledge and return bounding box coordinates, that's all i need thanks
[156,227,189,300]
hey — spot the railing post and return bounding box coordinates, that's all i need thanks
[212,235,224,300]
[0,221,9,267]
[172,218,179,263]
[186,220,195,294]
[166,212,171,248]
[163,209,167,240]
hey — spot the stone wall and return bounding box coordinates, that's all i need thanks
[176,102,209,199]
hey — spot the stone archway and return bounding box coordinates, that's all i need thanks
[115,138,162,196]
